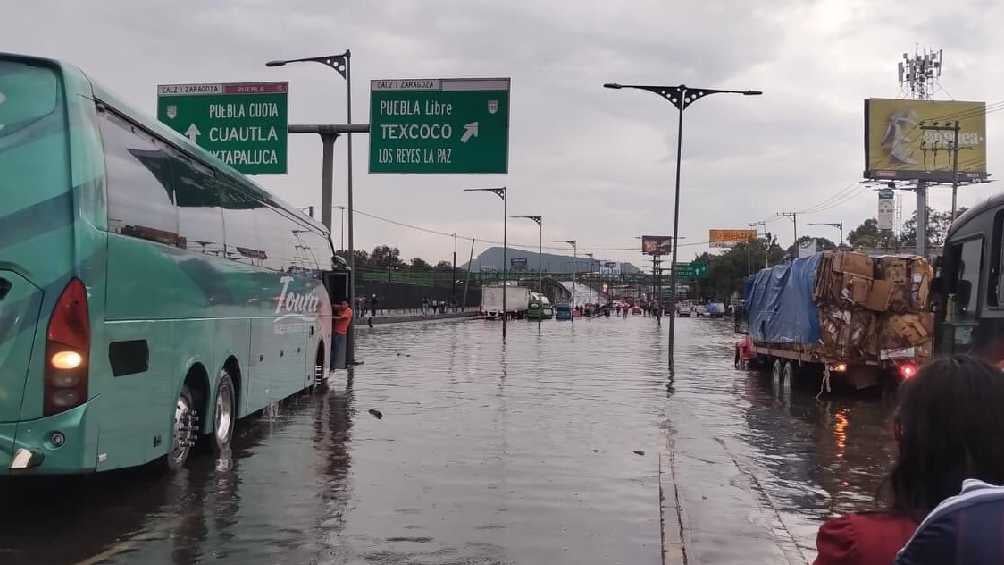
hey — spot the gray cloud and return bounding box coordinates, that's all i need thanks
[5,0,1003,267]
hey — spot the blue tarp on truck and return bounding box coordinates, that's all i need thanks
[744,254,822,345]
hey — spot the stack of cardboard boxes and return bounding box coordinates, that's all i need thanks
[814,251,933,362]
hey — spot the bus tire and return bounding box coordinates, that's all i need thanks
[212,371,236,453]
[165,384,197,472]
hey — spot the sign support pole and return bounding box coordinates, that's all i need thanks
[320,134,338,231]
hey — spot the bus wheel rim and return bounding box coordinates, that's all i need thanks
[215,381,234,444]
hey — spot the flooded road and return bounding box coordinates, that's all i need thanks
[0,316,897,564]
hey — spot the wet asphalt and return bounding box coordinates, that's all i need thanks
[0,315,897,564]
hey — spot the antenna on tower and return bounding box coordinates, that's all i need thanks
[899,47,943,100]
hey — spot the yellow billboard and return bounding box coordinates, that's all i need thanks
[865,99,987,182]
[709,229,757,248]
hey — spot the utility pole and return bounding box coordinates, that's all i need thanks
[778,212,798,256]
[451,233,457,309]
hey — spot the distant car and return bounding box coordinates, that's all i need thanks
[677,307,691,318]
[631,306,642,315]
[706,303,726,318]
[555,304,573,320]
[694,305,708,317]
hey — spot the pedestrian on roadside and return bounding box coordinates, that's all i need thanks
[370,293,378,317]
[332,300,352,369]
[421,297,428,316]
[814,355,1004,565]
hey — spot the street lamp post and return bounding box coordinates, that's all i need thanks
[511,215,543,296]
[556,240,577,314]
[334,205,346,251]
[267,50,359,363]
[466,187,508,341]
[605,82,761,371]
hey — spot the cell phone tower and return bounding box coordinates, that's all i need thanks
[898,48,942,100]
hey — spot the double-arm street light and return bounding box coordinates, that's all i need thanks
[604,82,761,371]
[466,187,508,341]
[807,222,844,247]
[267,50,359,362]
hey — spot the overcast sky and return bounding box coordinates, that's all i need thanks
[7,0,1004,268]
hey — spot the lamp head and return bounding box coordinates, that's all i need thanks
[742,90,763,96]
[265,60,287,67]
[603,83,623,90]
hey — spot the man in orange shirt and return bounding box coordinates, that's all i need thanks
[333,300,352,369]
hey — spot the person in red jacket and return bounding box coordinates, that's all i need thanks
[814,355,1004,565]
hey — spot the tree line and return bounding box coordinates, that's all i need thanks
[335,245,455,272]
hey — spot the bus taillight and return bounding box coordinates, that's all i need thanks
[44,278,89,416]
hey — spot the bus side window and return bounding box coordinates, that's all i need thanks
[255,206,299,273]
[989,210,1004,307]
[953,238,984,318]
[173,156,224,257]
[99,110,179,245]
[220,183,265,267]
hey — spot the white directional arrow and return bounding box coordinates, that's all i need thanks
[460,121,479,143]
[185,123,201,143]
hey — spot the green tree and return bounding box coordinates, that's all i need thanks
[899,206,966,249]
[846,218,898,250]
[370,245,404,268]
[410,257,432,270]
[435,260,453,271]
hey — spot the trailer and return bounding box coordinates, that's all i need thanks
[734,252,932,390]
[481,285,530,319]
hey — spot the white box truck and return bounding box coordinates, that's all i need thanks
[481,286,530,318]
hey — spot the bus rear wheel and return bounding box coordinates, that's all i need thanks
[165,384,197,471]
[213,371,236,452]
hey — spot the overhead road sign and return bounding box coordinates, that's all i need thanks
[157,82,288,174]
[709,229,757,248]
[864,98,987,183]
[369,78,510,174]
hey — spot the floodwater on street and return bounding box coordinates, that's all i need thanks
[0,316,898,564]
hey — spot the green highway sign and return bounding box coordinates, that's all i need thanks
[369,78,510,174]
[157,82,288,174]
[673,262,693,278]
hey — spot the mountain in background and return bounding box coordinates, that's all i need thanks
[464,246,640,274]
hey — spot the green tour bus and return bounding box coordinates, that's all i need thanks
[0,53,340,474]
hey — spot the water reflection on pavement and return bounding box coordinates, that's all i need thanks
[0,316,897,564]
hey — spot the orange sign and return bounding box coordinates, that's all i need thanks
[709,229,757,248]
